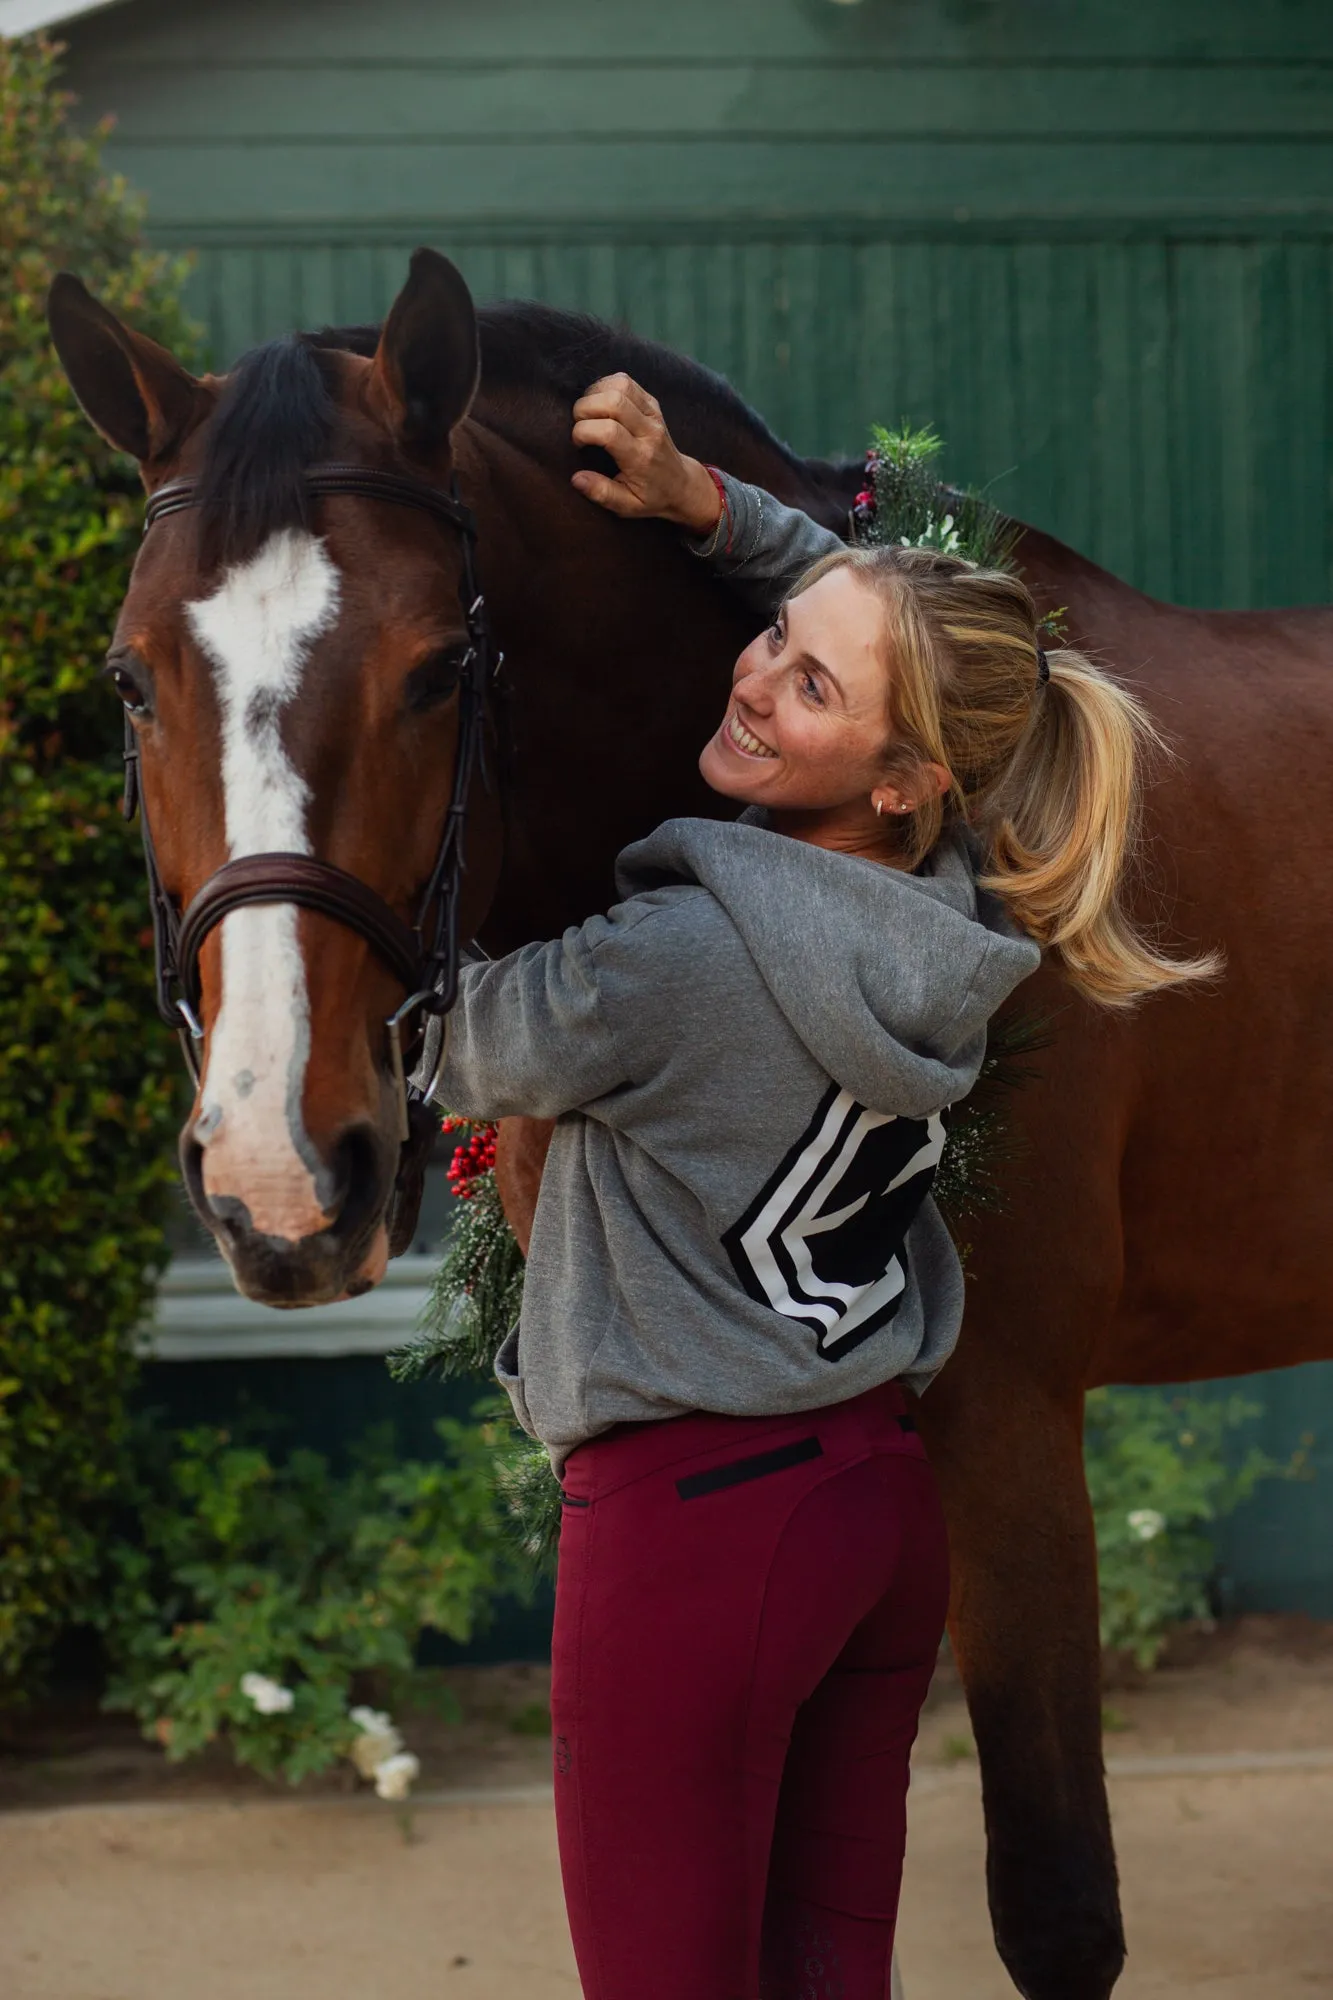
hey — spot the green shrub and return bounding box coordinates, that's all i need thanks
[1085,1387,1296,1668]
[98,1410,525,1785]
[0,35,197,1693]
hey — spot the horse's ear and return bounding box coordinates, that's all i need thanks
[47,273,210,466]
[369,248,479,463]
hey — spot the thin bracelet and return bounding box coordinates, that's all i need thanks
[702,465,733,556]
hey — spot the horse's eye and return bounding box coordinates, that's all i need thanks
[405,645,468,714]
[105,658,148,714]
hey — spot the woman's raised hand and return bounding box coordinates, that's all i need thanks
[571,374,723,534]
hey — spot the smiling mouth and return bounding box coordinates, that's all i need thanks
[725,710,778,759]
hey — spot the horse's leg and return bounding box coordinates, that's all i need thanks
[918,1371,1123,2000]
[494,1114,556,1256]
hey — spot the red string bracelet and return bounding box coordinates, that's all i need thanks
[703,465,733,555]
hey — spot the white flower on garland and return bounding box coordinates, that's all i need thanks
[240,1671,295,1715]
[348,1705,404,1780]
[899,512,964,557]
[1127,1508,1167,1543]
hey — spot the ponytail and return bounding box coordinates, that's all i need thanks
[788,546,1221,1009]
[981,647,1219,1007]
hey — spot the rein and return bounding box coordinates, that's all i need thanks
[124,461,493,1150]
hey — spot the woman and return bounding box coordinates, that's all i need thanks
[436,375,1213,2000]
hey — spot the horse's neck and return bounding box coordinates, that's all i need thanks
[461,413,766,948]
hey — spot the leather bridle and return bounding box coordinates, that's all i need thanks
[124,461,493,1152]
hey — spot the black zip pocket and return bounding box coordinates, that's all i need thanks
[560,1494,590,1509]
[676,1434,822,1501]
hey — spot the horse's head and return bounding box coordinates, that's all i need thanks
[49,250,498,1307]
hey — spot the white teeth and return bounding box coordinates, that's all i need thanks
[727,711,777,758]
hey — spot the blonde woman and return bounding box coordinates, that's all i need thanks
[433,375,1212,2000]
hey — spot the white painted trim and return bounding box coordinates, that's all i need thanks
[0,0,127,35]
[140,1254,440,1361]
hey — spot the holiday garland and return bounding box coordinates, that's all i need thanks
[393,427,1046,1573]
[852,421,1016,571]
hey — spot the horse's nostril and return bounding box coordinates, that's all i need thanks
[326,1123,383,1242]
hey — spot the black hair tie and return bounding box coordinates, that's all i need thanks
[1036,646,1050,685]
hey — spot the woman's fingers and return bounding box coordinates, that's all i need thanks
[573,378,662,438]
[570,468,648,517]
[570,370,703,524]
[578,372,661,420]
[571,414,643,460]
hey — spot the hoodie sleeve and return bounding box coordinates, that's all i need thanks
[683,471,845,616]
[432,923,629,1121]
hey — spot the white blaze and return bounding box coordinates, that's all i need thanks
[187,530,340,1241]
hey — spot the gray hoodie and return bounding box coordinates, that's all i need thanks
[436,808,1039,1465]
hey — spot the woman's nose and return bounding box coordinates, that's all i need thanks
[734,665,774,711]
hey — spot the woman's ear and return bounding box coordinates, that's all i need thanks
[875,760,952,816]
[47,273,211,466]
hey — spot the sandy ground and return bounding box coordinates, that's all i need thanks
[3,1620,1331,1998]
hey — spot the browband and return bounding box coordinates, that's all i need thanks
[143,462,478,539]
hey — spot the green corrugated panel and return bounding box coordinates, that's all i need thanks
[169,232,1332,609]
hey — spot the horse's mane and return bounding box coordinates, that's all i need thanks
[194,335,338,572]
[476,301,813,476]
[195,302,856,569]
[315,301,857,522]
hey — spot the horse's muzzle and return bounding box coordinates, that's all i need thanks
[179,1118,394,1306]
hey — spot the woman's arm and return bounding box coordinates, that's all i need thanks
[680,469,844,617]
[570,373,844,618]
[433,926,627,1123]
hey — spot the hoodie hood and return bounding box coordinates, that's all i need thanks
[616,815,1041,1118]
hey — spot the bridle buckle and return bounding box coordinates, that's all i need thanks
[385,988,451,1145]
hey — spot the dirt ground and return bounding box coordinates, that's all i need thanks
[3,1618,1331,1998]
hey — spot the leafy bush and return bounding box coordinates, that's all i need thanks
[98,1411,525,1784]
[1085,1387,1297,1668]
[0,35,199,1693]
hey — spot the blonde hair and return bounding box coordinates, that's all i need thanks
[789,545,1220,1008]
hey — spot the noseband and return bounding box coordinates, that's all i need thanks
[124,462,493,1149]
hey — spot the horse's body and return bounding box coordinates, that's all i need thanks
[464,320,1333,1999]
[49,253,1333,2000]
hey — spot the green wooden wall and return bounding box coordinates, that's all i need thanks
[63,0,1333,609]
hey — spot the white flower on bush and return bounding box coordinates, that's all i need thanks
[240,1671,295,1715]
[348,1705,407,1781]
[373,1751,421,1803]
[1127,1508,1167,1543]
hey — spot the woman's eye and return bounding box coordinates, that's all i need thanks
[801,671,823,704]
[769,620,784,646]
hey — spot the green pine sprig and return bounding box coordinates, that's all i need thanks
[857,423,1016,573]
[388,1165,525,1386]
[492,1438,564,1578]
[934,1009,1053,1228]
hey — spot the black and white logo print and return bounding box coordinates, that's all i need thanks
[722,1084,947,1361]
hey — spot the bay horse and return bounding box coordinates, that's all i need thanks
[48,248,1333,2000]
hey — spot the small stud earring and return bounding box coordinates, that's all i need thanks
[898,802,911,814]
